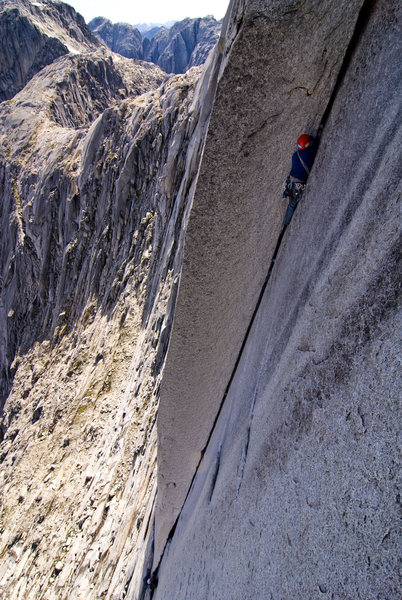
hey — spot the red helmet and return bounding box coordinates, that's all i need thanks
[297,134,312,149]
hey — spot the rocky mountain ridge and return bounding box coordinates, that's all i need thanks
[0,0,101,101]
[0,0,225,597]
[88,17,143,62]
[0,1,209,597]
[89,15,222,74]
[0,0,400,599]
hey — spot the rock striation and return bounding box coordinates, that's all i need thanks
[0,0,100,102]
[89,15,222,74]
[0,48,167,405]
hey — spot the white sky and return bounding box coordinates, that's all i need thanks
[66,0,230,25]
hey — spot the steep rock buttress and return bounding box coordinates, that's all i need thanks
[155,0,368,567]
[154,0,401,597]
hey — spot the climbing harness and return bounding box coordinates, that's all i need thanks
[282,178,306,226]
[282,177,305,200]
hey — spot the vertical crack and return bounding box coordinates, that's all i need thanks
[235,334,269,498]
[319,0,377,129]
[208,444,222,503]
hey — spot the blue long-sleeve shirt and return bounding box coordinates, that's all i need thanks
[290,138,318,182]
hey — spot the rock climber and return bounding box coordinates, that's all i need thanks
[282,126,322,225]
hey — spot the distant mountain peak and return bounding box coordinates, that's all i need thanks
[88,15,222,74]
[135,20,176,33]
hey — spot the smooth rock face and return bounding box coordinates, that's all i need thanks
[154,0,401,597]
[155,0,367,568]
[0,0,100,101]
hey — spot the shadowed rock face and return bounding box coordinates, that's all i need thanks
[0,0,100,102]
[89,15,222,74]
